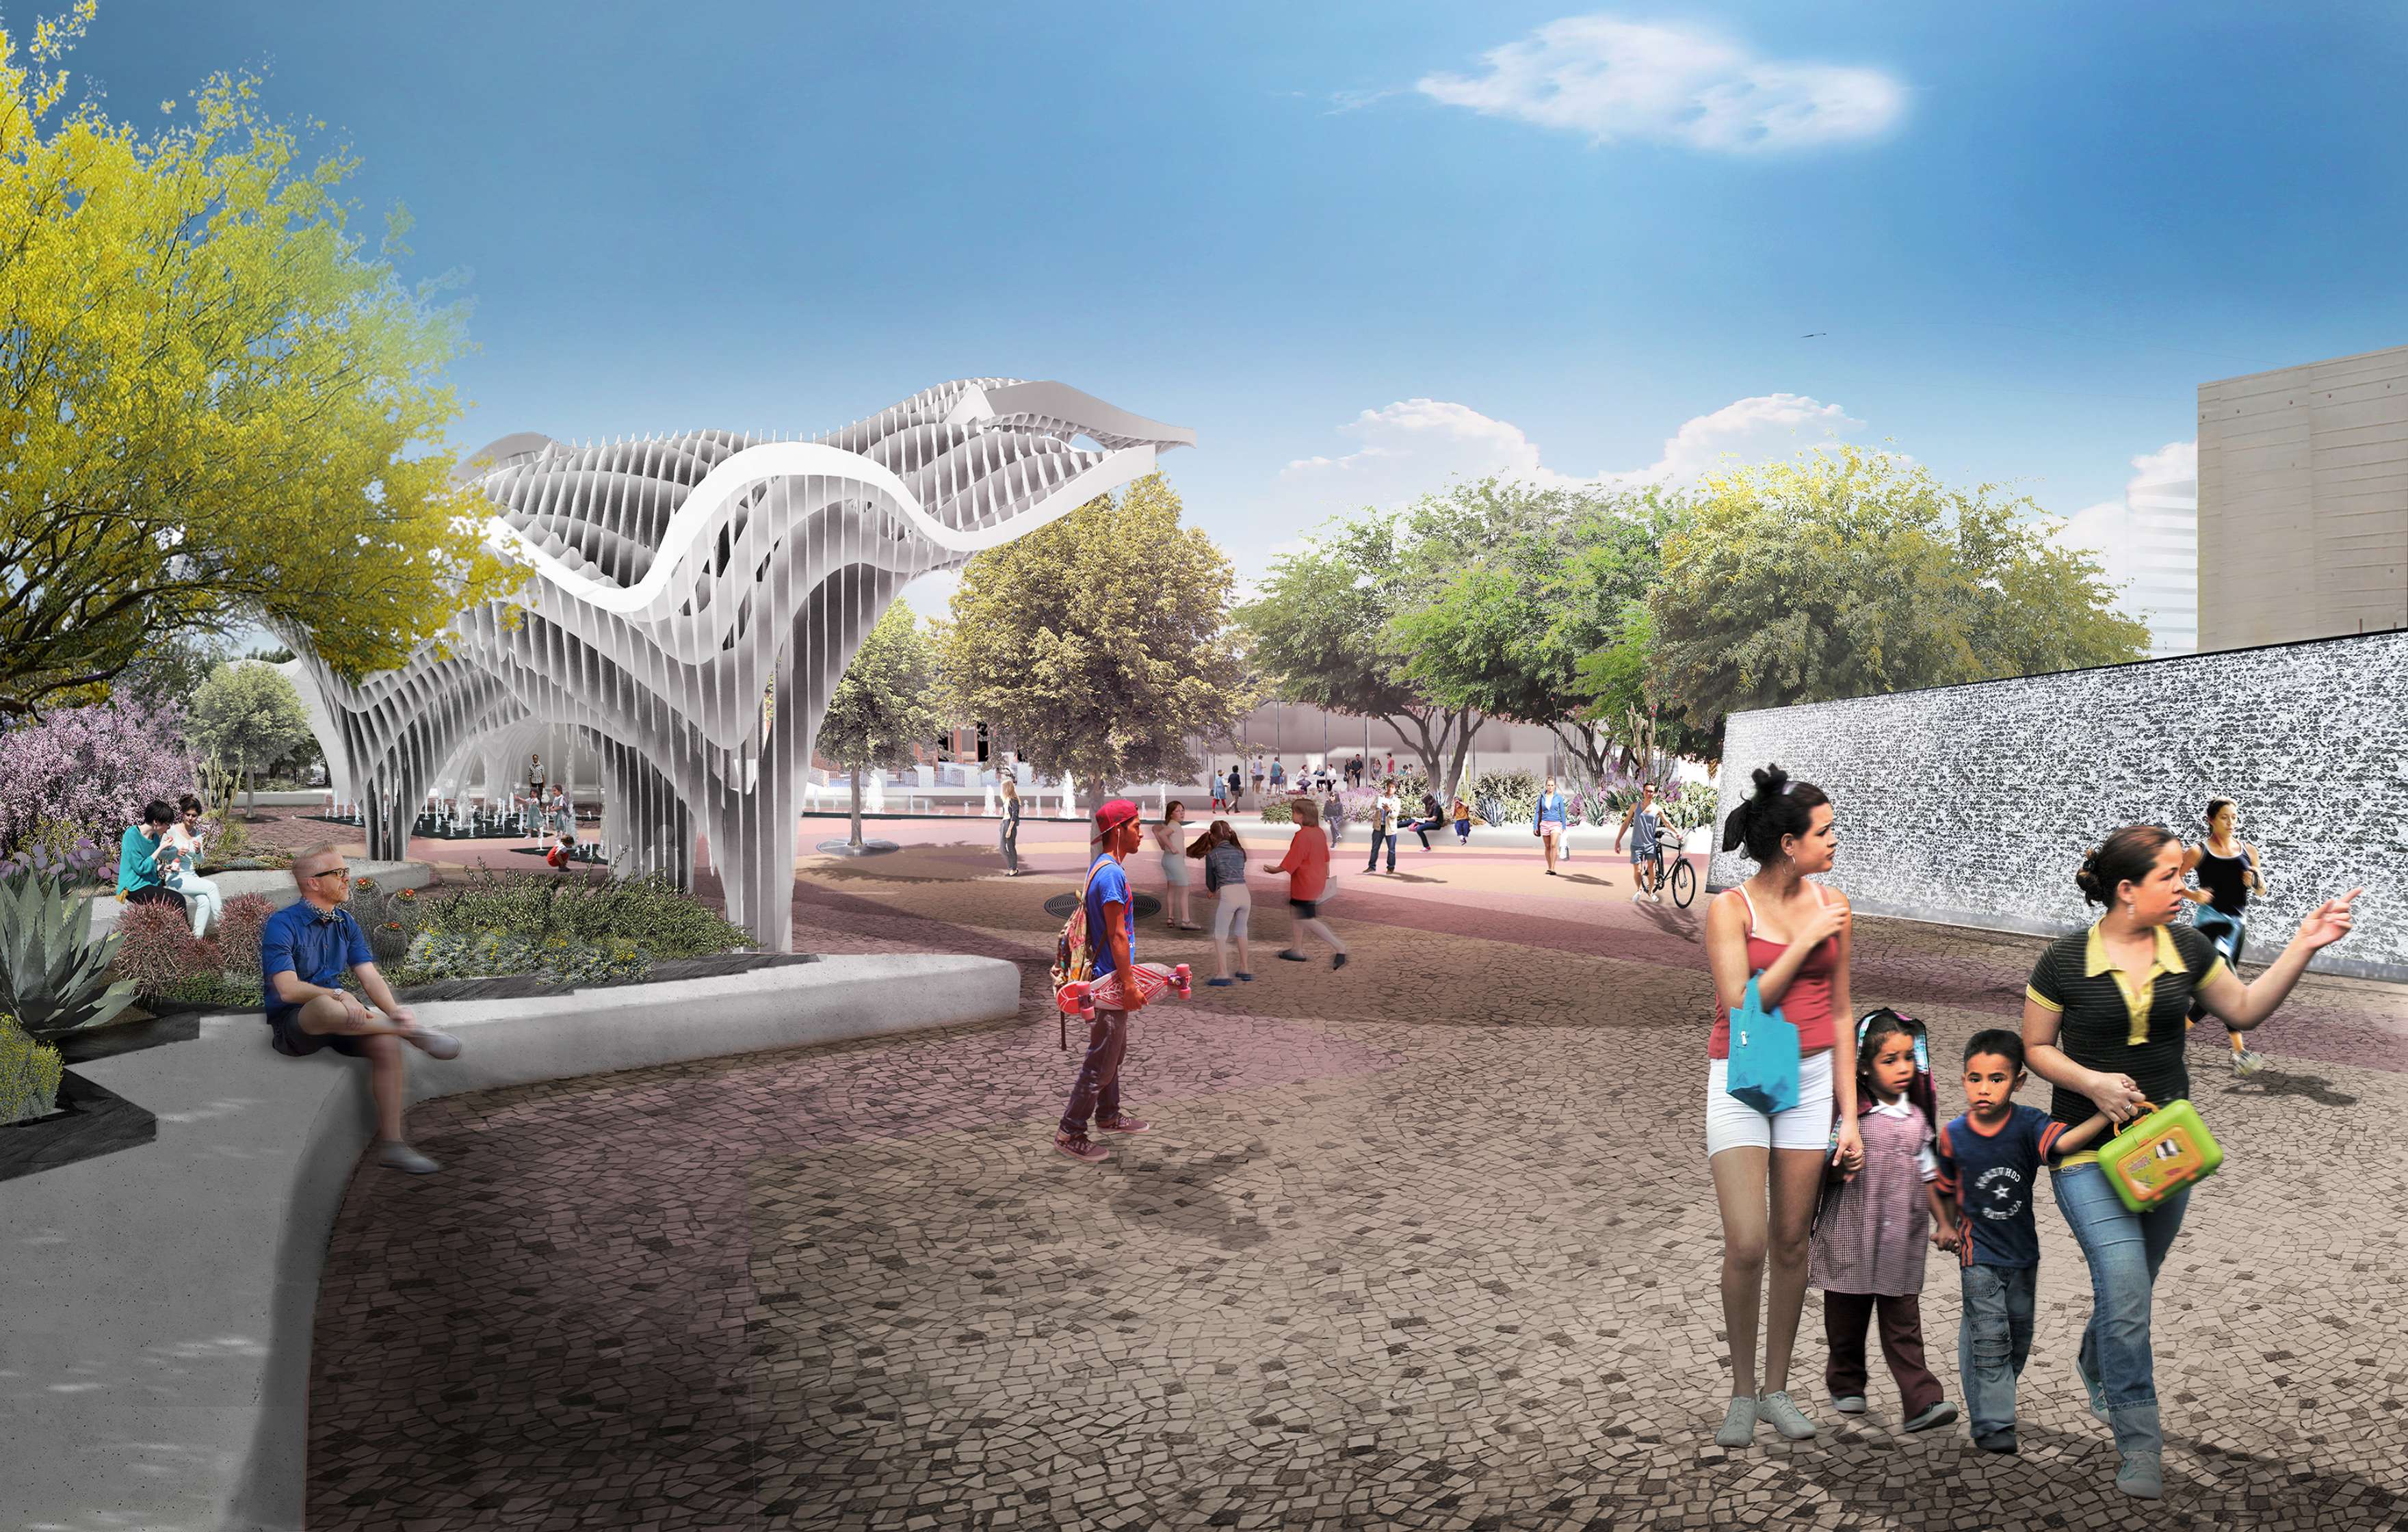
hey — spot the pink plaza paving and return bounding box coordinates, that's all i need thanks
[283,811,2408,1532]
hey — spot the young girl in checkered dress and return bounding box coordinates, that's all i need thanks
[1807,1009,1961,1434]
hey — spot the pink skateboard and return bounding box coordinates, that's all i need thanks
[1056,962,1192,1020]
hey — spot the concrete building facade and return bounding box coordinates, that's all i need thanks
[2197,343,2408,650]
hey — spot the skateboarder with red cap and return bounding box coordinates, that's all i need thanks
[1056,797,1155,1163]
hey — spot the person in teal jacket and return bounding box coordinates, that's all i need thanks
[117,800,176,896]
[1534,778,1570,877]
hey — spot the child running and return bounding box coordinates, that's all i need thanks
[1192,819,1254,986]
[1935,1029,2113,1453]
[1809,1010,1959,1434]
[1270,797,1347,968]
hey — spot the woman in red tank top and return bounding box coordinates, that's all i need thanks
[1701,765,1859,1450]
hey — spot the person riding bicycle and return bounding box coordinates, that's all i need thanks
[1617,780,1666,904]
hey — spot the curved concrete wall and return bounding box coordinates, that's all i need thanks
[0,954,1022,1532]
[1710,629,2408,981]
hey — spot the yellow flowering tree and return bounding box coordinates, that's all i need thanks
[0,3,514,719]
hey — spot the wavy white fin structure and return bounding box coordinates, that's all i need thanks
[284,378,1192,951]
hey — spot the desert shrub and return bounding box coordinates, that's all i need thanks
[413,869,747,958]
[0,815,112,886]
[157,970,265,1010]
[397,927,652,989]
[112,901,217,997]
[1257,798,1293,824]
[0,1013,64,1123]
[0,701,193,869]
[1471,770,1540,827]
[213,894,276,976]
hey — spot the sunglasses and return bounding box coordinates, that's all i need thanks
[306,866,352,882]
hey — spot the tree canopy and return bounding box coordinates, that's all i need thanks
[0,3,514,719]
[942,474,1245,803]
[817,602,939,774]
[185,660,313,797]
[1648,446,2148,730]
[1233,512,1480,793]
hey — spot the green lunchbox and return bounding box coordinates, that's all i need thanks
[2098,1098,2223,1213]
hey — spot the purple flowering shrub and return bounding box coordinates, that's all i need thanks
[0,702,194,876]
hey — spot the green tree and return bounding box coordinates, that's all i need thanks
[0,3,514,719]
[817,603,941,850]
[1233,512,1480,794]
[1387,479,1692,788]
[1649,445,2148,730]
[185,661,313,811]
[943,474,1245,808]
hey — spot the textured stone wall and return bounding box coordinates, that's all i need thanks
[1709,631,2408,981]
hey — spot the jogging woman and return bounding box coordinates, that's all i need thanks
[1704,765,1861,1449]
[2023,824,2356,1498]
[2182,797,2266,1074]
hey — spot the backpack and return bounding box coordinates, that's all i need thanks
[1050,852,1114,997]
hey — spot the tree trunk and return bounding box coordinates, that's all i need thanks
[848,768,865,849]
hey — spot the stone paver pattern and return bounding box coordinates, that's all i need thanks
[308,821,2408,1531]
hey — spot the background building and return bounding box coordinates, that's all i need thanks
[2197,342,2408,650]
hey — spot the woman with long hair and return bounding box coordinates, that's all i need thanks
[2023,826,2355,1498]
[1153,800,1199,929]
[2182,797,2266,1074]
[999,776,1023,876]
[1703,765,1861,1448]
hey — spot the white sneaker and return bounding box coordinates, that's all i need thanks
[404,1029,463,1061]
[1630,889,1647,903]
[378,1140,441,1174]
[1649,891,1665,904]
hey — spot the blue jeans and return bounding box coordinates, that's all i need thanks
[1958,1264,2037,1442]
[1364,828,1395,871]
[2053,1163,2190,1458]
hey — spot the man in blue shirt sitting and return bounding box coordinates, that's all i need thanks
[261,843,463,1174]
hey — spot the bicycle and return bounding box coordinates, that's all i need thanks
[1647,834,1698,908]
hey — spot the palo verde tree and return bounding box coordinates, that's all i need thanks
[0,2,514,719]
[816,602,941,850]
[943,474,1246,809]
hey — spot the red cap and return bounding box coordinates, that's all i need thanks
[1093,797,1140,832]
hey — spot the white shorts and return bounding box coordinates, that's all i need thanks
[1705,1050,1835,1157]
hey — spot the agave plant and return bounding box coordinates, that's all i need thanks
[0,870,140,1039]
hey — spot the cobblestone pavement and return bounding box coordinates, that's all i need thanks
[309,832,2408,1531]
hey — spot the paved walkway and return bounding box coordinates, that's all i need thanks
[307,823,2408,1531]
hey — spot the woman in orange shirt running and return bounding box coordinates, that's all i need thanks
[1270,797,1348,969]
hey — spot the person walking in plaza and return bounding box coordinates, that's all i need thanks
[1811,1009,1960,1436]
[1703,765,1861,1449]
[157,793,224,936]
[1192,819,1254,986]
[263,843,463,1174]
[999,776,1023,875]
[1616,780,1666,904]
[1268,758,1285,795]
[1365,778,1402,873]
[1250,753,1266,798]
[1937,1029,2112,1455]
[1271,796,1347,968]
[2183,797,2268,1074]
[2021,825,2358,1498]
[1207,765,1227,815]
[1056,799,1155,1164]
[1533,776,1570,876]
[1153,800,1199,929]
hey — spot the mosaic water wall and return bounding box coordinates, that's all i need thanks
[1709,631,2408,981]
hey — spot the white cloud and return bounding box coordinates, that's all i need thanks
[2045,440,2198,655]
[1417,15,1907,153]
[1276,391,1862,513]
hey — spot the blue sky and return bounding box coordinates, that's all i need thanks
[62,1,2408,611]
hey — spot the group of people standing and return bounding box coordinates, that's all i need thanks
[1702,765,2357,1499]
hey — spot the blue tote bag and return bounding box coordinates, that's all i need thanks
[1725,973,1801,1115]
